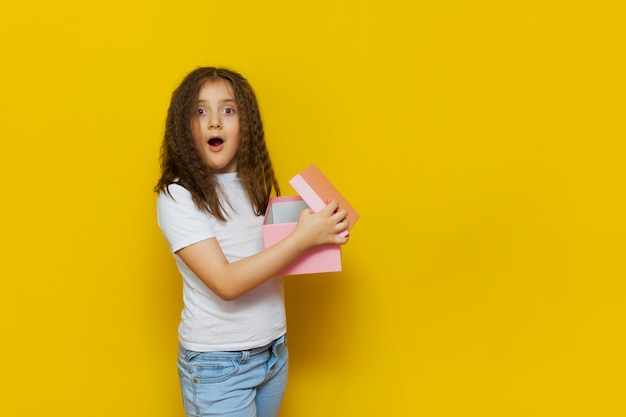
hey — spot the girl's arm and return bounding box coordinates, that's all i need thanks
[176,199,350,301]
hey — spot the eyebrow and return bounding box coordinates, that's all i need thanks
[197,99,237,104]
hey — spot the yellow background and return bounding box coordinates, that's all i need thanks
[1,1,624,416]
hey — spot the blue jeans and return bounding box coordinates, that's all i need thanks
[177,335,288,417]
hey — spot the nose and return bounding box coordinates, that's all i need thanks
[208,113,222,129]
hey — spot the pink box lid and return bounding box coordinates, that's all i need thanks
[289,164,360,235]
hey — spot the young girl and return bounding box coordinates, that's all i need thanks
[155,67,350,417]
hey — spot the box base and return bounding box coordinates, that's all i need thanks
[262,196,342,276]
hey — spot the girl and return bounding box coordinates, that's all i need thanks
[155,67,350,417]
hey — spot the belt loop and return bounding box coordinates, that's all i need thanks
[241,350,250,364]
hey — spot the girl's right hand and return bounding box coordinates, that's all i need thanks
[291,199,350,250]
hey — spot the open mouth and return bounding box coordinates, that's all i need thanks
[208,138,224,146]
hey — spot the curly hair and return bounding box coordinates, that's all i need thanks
[155,67,280,222]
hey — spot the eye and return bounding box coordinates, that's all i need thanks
[223,107,235,115]
[197,108,207,115]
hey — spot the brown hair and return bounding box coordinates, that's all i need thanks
[155,67,280,221]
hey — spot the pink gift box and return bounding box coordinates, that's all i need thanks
[262,164,359,276]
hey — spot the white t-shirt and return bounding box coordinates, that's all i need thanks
[156,173,286,352]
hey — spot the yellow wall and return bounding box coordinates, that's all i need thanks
[1,1,624,415]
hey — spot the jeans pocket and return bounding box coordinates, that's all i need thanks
[191,355,240,384]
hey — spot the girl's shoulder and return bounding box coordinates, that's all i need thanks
[157,181,192,205]
[157,181,210,228]
[163,179,186,192]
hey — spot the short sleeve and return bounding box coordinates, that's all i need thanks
[156,184,216,253]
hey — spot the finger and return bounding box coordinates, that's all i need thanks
[334,232,350,244]
[335,217,349,229]
[323,199,339,213]
[331,208,348,222]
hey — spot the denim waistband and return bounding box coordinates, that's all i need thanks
[243,341,272,356]
[179,334,286,362]
[242,334,285,356]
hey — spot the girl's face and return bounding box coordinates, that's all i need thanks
[192,80,241,173]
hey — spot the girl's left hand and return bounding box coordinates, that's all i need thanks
[292,199,350,250]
